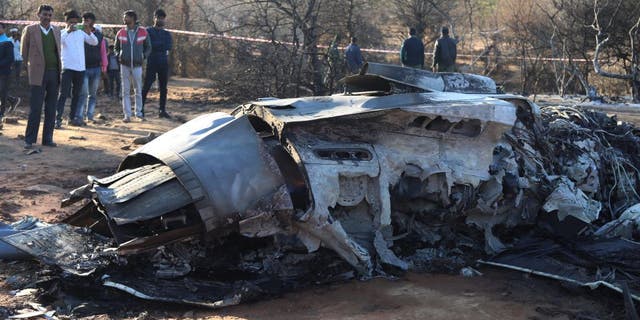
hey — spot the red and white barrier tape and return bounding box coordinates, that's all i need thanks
[0,19,590,62]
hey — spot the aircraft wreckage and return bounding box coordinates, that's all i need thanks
[3,63,640,309]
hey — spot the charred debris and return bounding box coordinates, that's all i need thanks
[3,63,640,310]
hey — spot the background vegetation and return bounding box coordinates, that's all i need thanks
[2,0,639,101]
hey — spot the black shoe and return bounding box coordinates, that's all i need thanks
[24,142,33,149]
[55,121,62,129]
[159,111,171,119]
[42,142,57,147]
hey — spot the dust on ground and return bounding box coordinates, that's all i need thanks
[0,82,630,319]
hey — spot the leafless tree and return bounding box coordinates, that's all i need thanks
[591,0,640,102]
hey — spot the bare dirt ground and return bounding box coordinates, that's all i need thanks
[0,82,631,319]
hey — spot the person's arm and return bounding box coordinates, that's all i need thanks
[143,33,152,59]
[400,40,407,65]
[419,43,425,69]
[100,39,108,73]
[84,31,98,46]
[114,32,121,61]
[20,28,29,65]
[166,31,172,52]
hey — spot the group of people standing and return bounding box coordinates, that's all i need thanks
[2,4,173,149]
[401,26,457,72]
[326,26,458,86]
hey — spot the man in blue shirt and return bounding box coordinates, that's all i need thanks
[345,37,363,75]
[142,9,172,118]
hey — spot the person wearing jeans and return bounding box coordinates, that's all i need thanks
[54,10,98,128]
[142,9,172,118]
[77,13,107,122]
[114,10,150,122]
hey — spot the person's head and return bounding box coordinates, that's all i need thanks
[0,23,6,35]
[409,28,416,36]
[108,44,114,52]
[64,9,80,24]
[351,36,357,44]
[154,9,166,27]
[37,4,54,26]
[82,12,96,28]
[123,10,137,25]
[441,26,449,36]
[9,28,18,38]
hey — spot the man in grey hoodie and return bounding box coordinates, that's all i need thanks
[114,10,151,122]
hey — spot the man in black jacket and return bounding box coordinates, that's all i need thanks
[400,28,424,69]
[432,26,457,72]
[0,22,15,124]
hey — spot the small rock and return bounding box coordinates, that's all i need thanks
[96,113,107,120]
[17,134,25,139]
[460,267,483,277]
[69,136,86,140]
[121,145,131,150]
[132,132,157,145]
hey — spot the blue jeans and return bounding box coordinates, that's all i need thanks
[77,67,101,121]
[55,69,84,124]
[121,65,143,119]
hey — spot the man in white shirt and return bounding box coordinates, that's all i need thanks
[9,28,22,83]
[54,9,97,128]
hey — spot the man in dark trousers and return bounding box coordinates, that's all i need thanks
[142,9,172,119]
[432,26,457,72]
[400,28,424,69]
[22,5,61,149]
[0,22,15,126]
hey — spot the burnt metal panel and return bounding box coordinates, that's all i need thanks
[365,62,497,93]
[103,179,193,225]
[120,113,288,232]
[1,224,113,275]
[94,164,175,205]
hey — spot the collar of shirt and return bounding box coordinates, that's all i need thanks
[40,24,53,35]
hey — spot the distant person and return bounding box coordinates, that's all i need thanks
[432,26,457,72]
[106,44,120,99]
[115,10,151,122]
[345,36,363,74]
[400,28,424,69]
[55,9,98,128]
[142,9,172,119]
[324,34,342,92]
[9,28,22,83]
[22,5,61,149]
[0,22,15,125]
[77,13,107,123]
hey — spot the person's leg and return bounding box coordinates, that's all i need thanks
[69,70,85,123]
[42,70,59,144]
[121,65,132,120]
[13,61,21,83]
[25,84,44,145]
[132,66,143,118]
[141,63,157,116]
[0,73,9,118]
[55,69,72,127]
[158,64,169,114]
[87,68,101,121]
[115,69,121,98]
[108,70,116,98]
[77,72,89,122]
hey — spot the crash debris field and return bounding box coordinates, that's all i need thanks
[2,66,640,319]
